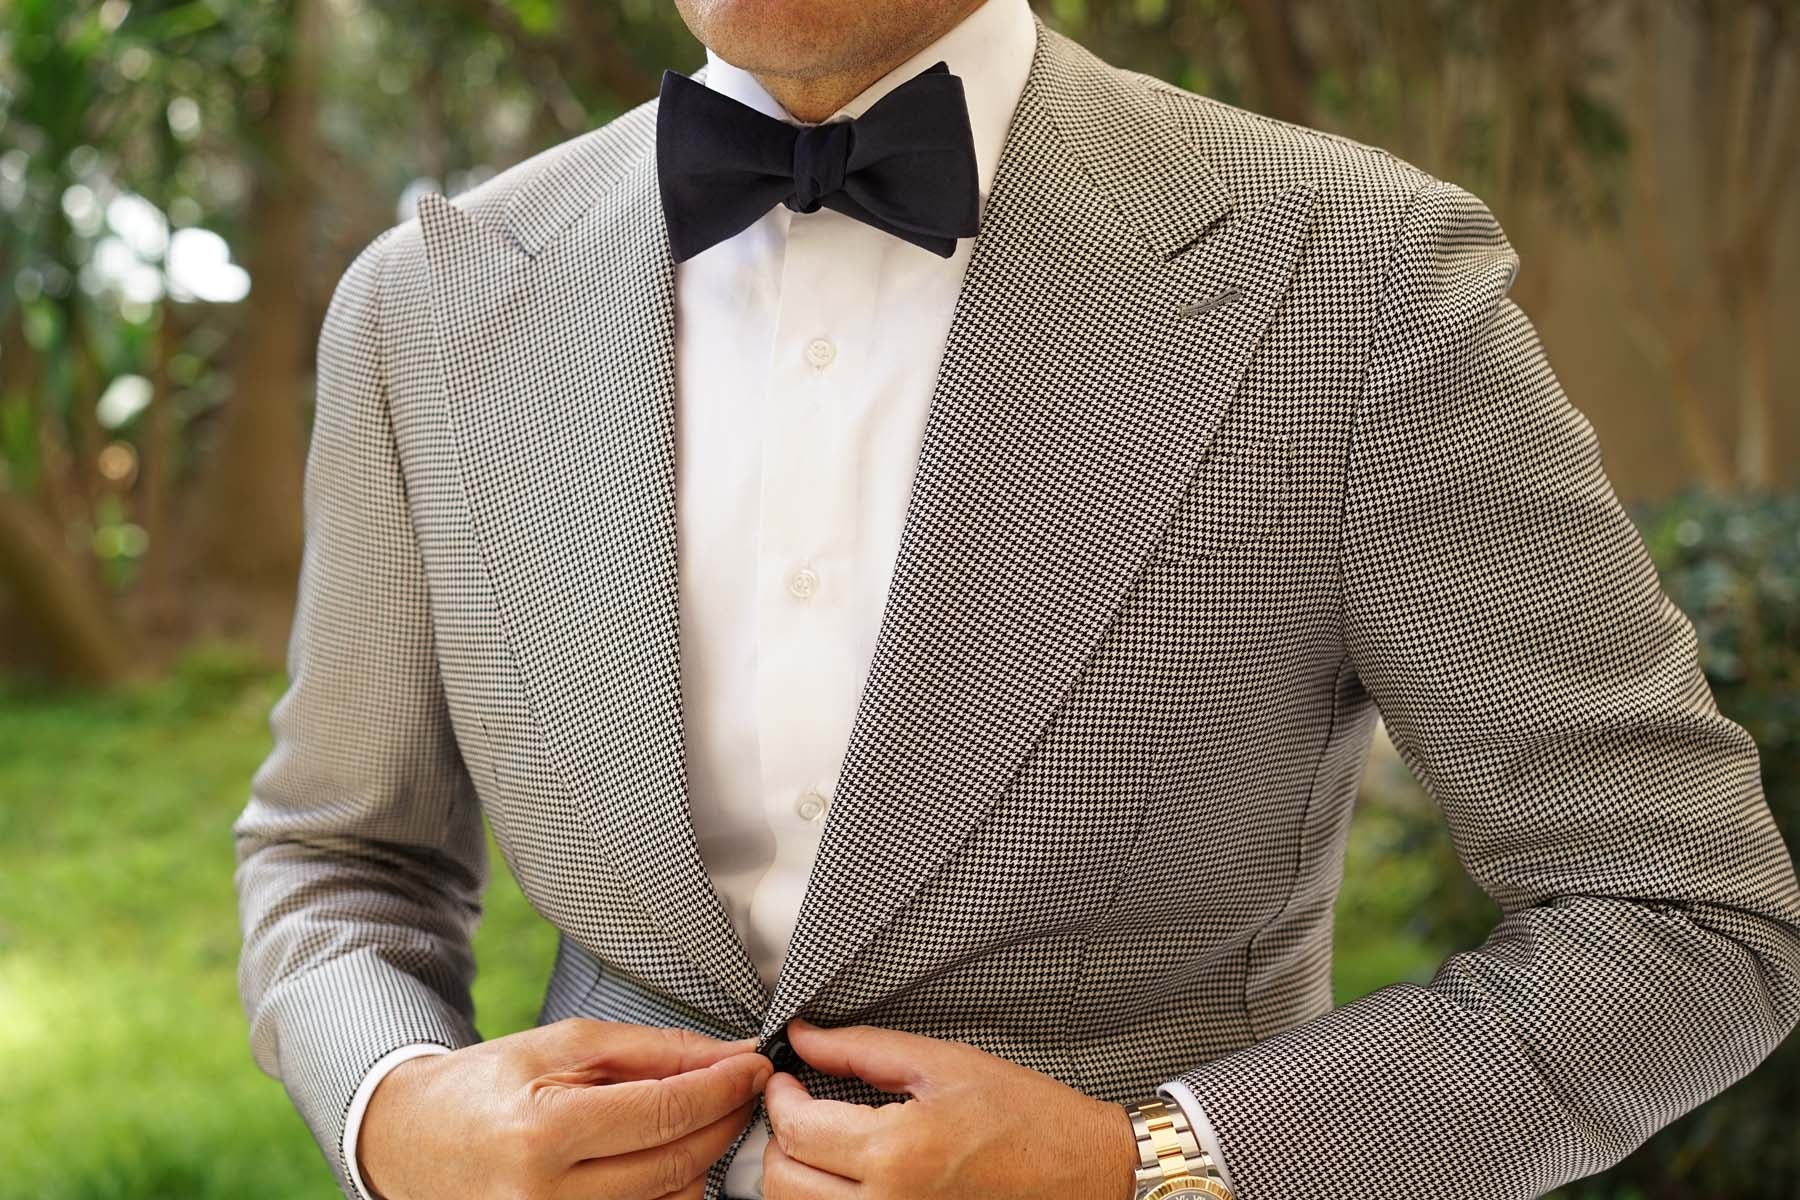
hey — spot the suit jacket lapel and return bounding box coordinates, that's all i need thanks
[417,114,770,1025]
[760,19,1321,1037]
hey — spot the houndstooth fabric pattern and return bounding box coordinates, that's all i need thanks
[233,12,1800,1199]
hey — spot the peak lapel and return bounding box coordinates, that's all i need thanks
[418,158,769,1024]
[759,22,1321,1039]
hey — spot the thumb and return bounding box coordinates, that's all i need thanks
[783,1018,956,1098]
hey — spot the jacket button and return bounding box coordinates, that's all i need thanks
[762,1024,802,1075]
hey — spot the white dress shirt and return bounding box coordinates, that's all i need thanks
[342,2,1233,1195]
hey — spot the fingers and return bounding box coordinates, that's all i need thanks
[551,1051,773,1161]
[762,1136,861,1200]
[530,1018,761,1083]
[763,1071,879,1181]
[784,1018,948,1097]
[554,1098,754,1200]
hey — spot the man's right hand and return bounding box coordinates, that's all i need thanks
[357,1018,773,1200]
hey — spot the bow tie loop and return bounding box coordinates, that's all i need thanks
[787,121,855,214]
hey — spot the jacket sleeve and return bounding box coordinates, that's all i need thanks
[232,225,487,1197]
[1169,177,1800,1200]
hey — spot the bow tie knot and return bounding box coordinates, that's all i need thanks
[656,60,982,262]
[787,121,855,214]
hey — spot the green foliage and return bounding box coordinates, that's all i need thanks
[1634,487,1800,825]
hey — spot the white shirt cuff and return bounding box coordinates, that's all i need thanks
[342,1042,453,1200]
[1156,1078,1236,1194]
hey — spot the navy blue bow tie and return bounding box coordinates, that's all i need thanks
[655,60,981,263]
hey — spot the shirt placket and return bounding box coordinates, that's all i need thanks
[747,208,878,965]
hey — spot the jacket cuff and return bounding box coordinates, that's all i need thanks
[1157,1077,1236,1193]
[342,1043,454,1200]
[244,950,478,1197]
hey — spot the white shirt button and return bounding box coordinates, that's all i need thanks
[795,790,829,821]
[804,337,836,369]
[788,566,820,599]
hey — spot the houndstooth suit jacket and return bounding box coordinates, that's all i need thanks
[234,11,1800,1199]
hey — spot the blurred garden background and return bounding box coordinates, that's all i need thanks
[1,0,1797,1196]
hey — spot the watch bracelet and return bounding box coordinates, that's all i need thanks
[1126,1095,1230,1195]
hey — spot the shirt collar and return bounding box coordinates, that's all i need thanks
[700,0,1037,205]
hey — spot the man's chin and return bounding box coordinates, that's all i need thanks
[673,0,929,80]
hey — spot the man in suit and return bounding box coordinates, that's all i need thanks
[232,0,1800,1196]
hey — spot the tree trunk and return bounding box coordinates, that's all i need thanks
[0,492,139,686]
[181,0,324,658]
[1235,0,1313,125]
[131,302,186,646]
[1733,241,1774,490]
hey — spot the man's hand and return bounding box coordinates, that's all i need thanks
[359,1018,773,1200]
[761,1017,1140,1199]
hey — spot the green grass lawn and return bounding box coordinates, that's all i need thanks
[0,644,1447,1199]
[0,647,560,1199]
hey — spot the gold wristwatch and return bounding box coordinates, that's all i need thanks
[1124,1095,1235,1199]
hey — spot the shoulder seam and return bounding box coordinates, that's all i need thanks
[1331,173,1440,786]
[367,224,396,427]
[364,224,412,514]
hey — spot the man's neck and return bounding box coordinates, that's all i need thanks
[739,1,986,122]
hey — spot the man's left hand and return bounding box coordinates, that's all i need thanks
[761,1017,1139,1199]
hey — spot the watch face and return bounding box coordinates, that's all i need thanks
[1144,1179,1233,1200]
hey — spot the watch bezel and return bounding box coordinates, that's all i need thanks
[1143,1178,1234,1200]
